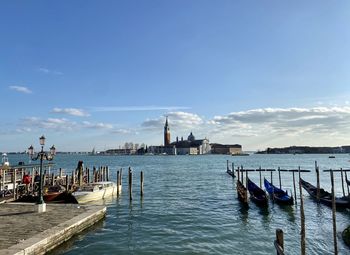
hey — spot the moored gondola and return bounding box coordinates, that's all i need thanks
[247,178,268,207]
[236,180,248,205]
[264,178,293,205]
[300,178,350,209]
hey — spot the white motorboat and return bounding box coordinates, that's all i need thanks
[72,181,120,203]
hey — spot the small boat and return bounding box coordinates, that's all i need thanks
[329,155,336,158]
[1,153,10,167]
[247,178,268,207]
[264,178,293,205]
[232,153,249,156]
[300,178,350,209]
[72,181,119,204]
[236,180,248,205]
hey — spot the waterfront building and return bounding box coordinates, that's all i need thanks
[170,132,210,155]
[210,143,242,155]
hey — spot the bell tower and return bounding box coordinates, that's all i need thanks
[164,116,170,146]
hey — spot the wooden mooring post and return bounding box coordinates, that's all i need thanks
[292,170,297,205]
[141,171,144,197]
[278,167,282,189]
[274,228,284,255]
[340,168,345,197]
[299,167,306,255]
[128,167,132,201]
[346,171,350,195]
[330,170,338,254]
[13,170,16,200]
[116,170,120,197]
[315,161,320,201]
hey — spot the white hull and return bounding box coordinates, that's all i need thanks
[73,182,121,204]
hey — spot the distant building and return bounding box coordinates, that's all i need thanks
[210,143,242,155]
[170,132,211,155]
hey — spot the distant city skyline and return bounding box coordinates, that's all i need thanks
[1,1,350,152]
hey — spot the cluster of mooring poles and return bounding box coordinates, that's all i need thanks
[225,160,350,254]
[1,161,145,203]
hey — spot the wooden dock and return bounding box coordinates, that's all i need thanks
[0,203,106,255]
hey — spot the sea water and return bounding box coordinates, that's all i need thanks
[8,153,350,254]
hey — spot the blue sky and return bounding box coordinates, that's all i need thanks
[1,1,350,151]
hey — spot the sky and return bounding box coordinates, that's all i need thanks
[1,1,350,152]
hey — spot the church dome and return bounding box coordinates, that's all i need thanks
[187,132,195,142]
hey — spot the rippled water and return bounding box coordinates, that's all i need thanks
[8,154,350,254]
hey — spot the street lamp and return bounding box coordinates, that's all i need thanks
[28,135,56,213]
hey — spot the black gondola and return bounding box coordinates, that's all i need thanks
[247,178,268,207]
[264,178,293,205]
[300,178,350,209]
[236,180,248,205]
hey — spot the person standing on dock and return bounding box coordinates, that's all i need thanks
[22,172,31,194]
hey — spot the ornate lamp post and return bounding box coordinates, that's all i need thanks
[28,135,56,213]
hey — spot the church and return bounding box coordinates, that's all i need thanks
[156,117,210,155]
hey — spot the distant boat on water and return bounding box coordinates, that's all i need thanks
[232,153,249,156]
[329,155,336,158]
[1,153,9,166]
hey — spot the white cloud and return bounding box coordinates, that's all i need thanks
[21,117,113,132]
[82,121,113,129]
[51,107,90,117]
[142,111,203,131]
[91,106,190,112]
[9,86,32,94]
[22,117,78,131]
[37,67,63,75]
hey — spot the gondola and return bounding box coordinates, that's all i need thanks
[247,178,268,207]
[236,180,248,205]
[300,178,350,209]
[264,178,293,205]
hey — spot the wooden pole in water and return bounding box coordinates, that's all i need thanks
[116,170,120,197]
[315,161,320,202]
[141,171,144,197]
[120,168,123,186]
[292,171,297,205]
[227,160,229,171]
[59,168,63,178]
[245,170,248,203]
[299,167,306,255]
[241,165,244,183]
[65,175,69,191]
[346,171,350,196]
[331,170,338,254]
[13,170,16,200]
[232,162,234,173]
[271,170,273,185]
[128,167,132,201]
[237,166,240,183]
[107,166,110,182]
[259,166,262,189]
[275,228,284,255]
[86,168,89,181]
[341,168,345,197]
[93,167,96,182]
[72,170,75,186]
[278,167,282,189]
